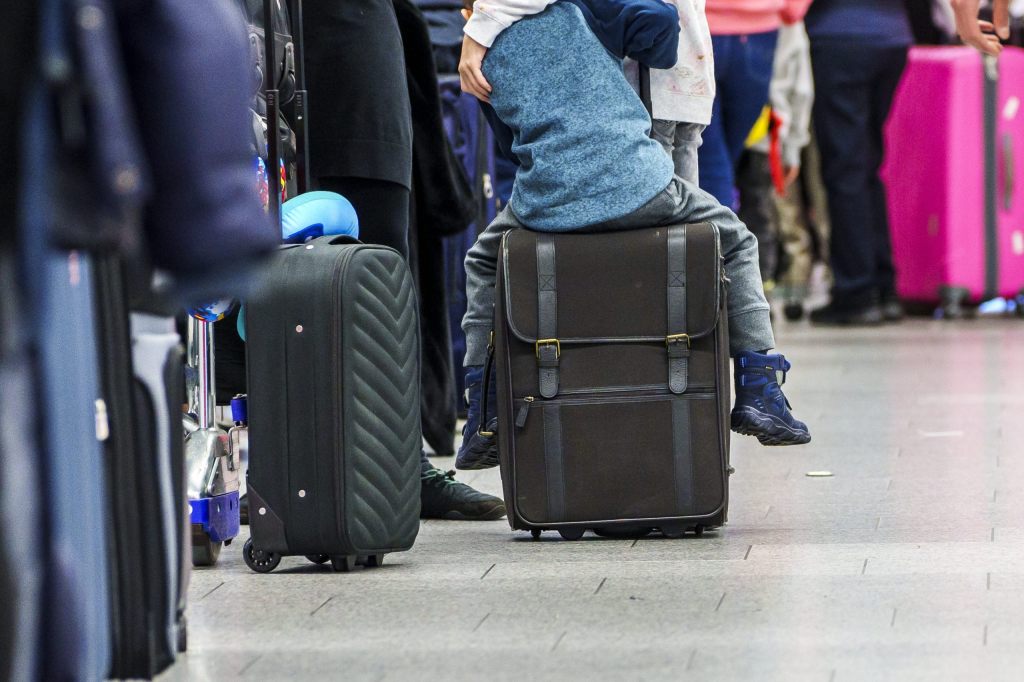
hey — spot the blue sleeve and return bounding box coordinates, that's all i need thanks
[481,102,520,167]
[568,0,680,70]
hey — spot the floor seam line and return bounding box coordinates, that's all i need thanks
[310,596,334,617]
[199,581,225,601]
[238,654,262,676]
[473,612,491,632]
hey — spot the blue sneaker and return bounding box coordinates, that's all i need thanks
[455,366,500,470]
[731,351,811,446]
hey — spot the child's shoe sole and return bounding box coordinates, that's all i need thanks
[731,406,811,446]
[455,421,501,470]
[455,446,500,470]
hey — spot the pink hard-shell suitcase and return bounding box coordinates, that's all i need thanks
[882,46,1024,313]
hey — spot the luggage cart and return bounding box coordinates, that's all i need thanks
[184,305,242,566]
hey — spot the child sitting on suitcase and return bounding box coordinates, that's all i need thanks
[455,0,811,471]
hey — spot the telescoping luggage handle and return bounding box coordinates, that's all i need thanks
[263,0,310,229]
[639,65,653,117]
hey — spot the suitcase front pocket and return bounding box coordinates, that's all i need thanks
[511,393,726,525]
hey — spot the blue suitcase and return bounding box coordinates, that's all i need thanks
[21,247,113,681]
[0,250,45,682]
[18,17,113,676]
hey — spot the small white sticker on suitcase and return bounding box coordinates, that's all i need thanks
[1004,96,1020,121]
[1014,231,1024,255]
[94,399,109,441]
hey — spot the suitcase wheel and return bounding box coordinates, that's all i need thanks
[242,537,281,573]
[693,524,706,537]
[530,529,542,540]
[660,526,687,539]
[191,525,223,567]
[558,528,585,541]
[177,618,188,653]
[330,555,357,572]
[305,554,331,565]
[362,554,385,568]
[938,286,970,320]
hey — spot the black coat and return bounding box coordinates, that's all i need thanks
[304,0,413,188]
[1,3,37,247]
[395,0,475,455]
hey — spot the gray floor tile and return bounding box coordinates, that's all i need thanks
[162,319,1024,679]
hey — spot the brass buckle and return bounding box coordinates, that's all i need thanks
[478,425,496,438]
[666,333,691,348]
[535,338,561,359]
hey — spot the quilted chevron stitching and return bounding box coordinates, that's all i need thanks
[345,255,421,549]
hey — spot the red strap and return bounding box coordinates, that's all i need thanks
[768,110,786,197]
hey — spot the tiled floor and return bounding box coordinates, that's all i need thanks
[163,318,1024,681]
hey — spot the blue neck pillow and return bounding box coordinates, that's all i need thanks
[281,191,360,243]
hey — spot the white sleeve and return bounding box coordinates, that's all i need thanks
[464,0,558,47]
[770,23,814,169]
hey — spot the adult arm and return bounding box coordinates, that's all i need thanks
[460,0,556,101]
[950,0,1009,55]
[779,0,812,25]
[770,24,813,174]
[582,0,680,69]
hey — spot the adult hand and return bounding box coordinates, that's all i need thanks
[783,165,801,189]
[459,34,492,103]
[951,0,1010,56]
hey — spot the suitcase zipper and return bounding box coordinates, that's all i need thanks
[514,396,534,428]
[514,391,716,429]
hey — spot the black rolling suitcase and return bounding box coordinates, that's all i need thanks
[243,238,423,572]
[95,257,189,678]
[492,223,732,540]
[241,0,422,574]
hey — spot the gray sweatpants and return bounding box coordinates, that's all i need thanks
[651,121,705,185]
[462,176,775,367]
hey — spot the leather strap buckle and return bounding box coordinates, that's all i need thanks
[535,338,561,359]
[666,333,691,348]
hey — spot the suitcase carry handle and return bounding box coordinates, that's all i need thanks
[263,0,282,227]
[263,0,310,228]
[324,234,361,247]
[639,65,653,117]
[1002,132,1014,212]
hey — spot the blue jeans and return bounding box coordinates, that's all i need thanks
[698,31,779,209]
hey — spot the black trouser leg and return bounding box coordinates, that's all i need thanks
[812,42,907,307]
[869,48,909,298]
[737,150,779,283]
[317,176,411,260]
